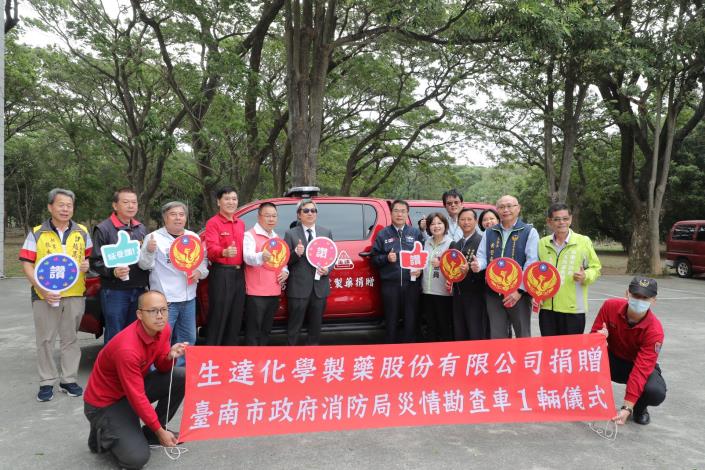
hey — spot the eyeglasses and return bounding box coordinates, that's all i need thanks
[139,307,169,317]
[497,204,518,211]
[445,200,462,206]
[551,217,571,223]
[301,208,317,214]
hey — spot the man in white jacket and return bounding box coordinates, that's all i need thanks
[139,201,208,365]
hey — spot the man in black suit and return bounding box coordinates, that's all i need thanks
[450,208,486,340]
[284,199,333,345]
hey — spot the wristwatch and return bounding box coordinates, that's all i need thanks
[620,405,633,415]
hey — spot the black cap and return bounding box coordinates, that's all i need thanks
[629,276,658,297]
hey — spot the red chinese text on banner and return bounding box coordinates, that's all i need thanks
[440,249,467,283]
[523,261,562,314]
[179,334,614,442]
[262,238,290,272]
[485,257,522,295]
[170,234,204,284]
[305,237,338,280]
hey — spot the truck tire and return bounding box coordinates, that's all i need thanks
[675,259,692,278]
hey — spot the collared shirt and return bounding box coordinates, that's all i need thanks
[301,224,317,241]
[90,213,149,288]
[243,223,286,270]
[422,235,453,296]
[447,217,463,242]
[20,219,93,300]
[550,229,572,254]
[458,229,479,249]
[590,298,664,403]
[475,221,540,271]
[20,220,93,262]
[84,320,174,432]
[203,212,245,266]
[138,228,208,302]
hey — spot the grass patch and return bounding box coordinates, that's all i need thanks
[3,230,27,278]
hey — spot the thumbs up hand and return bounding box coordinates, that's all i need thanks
[573,266,586,283]
[597,322,609,338]
[470,255,480,273]
[387,249,397,263]
[79,257,90,273]
[223,241,237,258]
[262,249,272,262]
[295,239,305,256]
[147,234,157,253]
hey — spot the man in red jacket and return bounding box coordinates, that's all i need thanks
[591,276,666,426]
[84,290,187,469]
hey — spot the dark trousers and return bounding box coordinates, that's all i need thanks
[485,291,531,338]
[206,265,245,345]
[539,309,586,336]
[287,295,327,345]
[421,294,453,341]
[245,295,279,345]
[381,281,420,343]
[453,289,487,340]
[609,352,667,414]
[84,367,186,470]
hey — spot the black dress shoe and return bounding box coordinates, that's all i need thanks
[633,410,650,425]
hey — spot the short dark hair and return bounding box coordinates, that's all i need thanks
[391,199,409,212]
[478,208,500,230]
[112,187,137,203]
[258,202,277,214]
[547,203,571,218]
[442,189,464,205]
[425,212,449,236]
[458,207,477,220]
[216,186,238,200]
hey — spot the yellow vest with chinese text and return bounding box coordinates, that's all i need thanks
[32,221,89,299]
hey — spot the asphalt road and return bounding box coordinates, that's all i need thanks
[1,275,703,470]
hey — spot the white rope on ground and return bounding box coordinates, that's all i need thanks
[587,420,618,441]
[149,355,188,461]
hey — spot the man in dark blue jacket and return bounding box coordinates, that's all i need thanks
[371,200,425,343]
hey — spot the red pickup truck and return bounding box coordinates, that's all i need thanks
[80,188,493,337]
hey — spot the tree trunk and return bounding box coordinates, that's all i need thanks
[285,0,336,187]
[627,208,651,274]
[543,60,557,203]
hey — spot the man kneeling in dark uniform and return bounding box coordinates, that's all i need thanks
[84,290,187,469]
[592,276,667,426]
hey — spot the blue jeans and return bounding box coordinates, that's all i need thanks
[101,288,142,344]
[167,299,196,367]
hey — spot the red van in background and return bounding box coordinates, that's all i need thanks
[665,220,705,278]
[81,188,494,337]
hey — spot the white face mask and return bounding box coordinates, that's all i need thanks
[628,296,651,315]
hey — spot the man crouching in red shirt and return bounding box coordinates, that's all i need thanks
[84,290,187,469]
[591,276,666,426]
